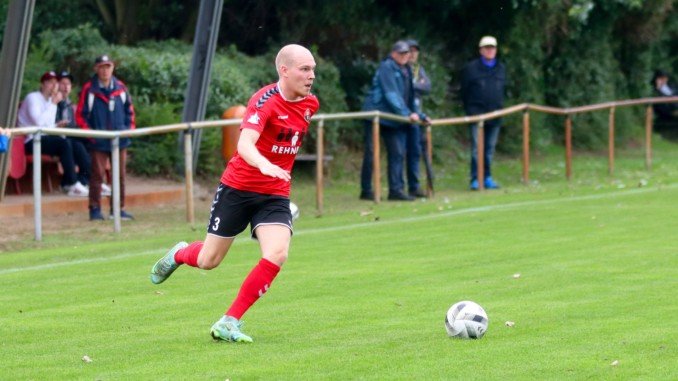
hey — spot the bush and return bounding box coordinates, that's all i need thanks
[29,29,348,177]
[127,101,182,176]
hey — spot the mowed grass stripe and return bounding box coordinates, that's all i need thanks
[1,184,674,276]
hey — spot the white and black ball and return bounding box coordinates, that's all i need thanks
[289,201,300,221]
[445,301,488,339]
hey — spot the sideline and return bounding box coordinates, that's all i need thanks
[1,184,675,276]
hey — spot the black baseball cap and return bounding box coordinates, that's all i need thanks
[58,71,74,81]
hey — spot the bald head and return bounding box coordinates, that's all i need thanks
[275,44,314,76]
[275,44,316,100]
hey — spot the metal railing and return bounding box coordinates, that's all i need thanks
[2,95,677,241]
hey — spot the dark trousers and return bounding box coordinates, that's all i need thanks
[469,120,501,180]
[90,149,127,210]
[360,122,407,196]
[405,124,422,193]
[25,135,90,187]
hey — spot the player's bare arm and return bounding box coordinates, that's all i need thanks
[237,128,291,181]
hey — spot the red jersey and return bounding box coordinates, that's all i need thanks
[221,83,320,197]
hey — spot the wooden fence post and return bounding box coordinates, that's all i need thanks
[477,120,485,190]
[522,111,530,184]
[183,129,194,225]
[644,105,653,171]
[565,115,572,180]
[372,116,381,203]
[608,106,615,176]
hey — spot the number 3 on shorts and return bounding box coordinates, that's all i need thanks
[212,217,220,231]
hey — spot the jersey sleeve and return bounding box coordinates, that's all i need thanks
[240,97,272,134]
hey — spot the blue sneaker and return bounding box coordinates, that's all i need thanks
[109,210,134,220]
[210,316,253,343]
[89,207,104,221]
[484,176,500,189]
[150,241,188,284]
[470,179,479,191]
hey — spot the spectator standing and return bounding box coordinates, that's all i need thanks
[360,40,427,201]
[650,70,678,138]
[405,39,432,198]
[149,44,319,343]
[76,55,135,221]
[17,71,88,197]
[56,71,92,190]
[651,70,677,113]
[460,35,506,190]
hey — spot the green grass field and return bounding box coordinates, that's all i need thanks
[1,140,677,380]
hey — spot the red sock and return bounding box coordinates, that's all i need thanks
[174,241,202,267]
[226,258,281,319]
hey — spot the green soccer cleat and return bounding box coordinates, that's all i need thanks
[210,316,253,343]
[150,241,188,284]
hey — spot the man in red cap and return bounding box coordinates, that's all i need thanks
[77,55,136,221]
[17,71,89,197]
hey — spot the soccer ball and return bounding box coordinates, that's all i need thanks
[445,301,488,339]
[289,201,300,220]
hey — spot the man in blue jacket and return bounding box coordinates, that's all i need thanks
[460,36,506,190]
[360,40,427,201]
[77,54,136,220]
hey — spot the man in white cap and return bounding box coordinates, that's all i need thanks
[460,35,506,190]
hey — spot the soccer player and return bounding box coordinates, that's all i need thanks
[150,44,319,343]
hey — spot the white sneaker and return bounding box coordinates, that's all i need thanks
[102,183,112,197]
[67,181,89,197]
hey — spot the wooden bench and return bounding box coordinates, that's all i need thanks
[294,154,334,176]
[6,135,62,195]
[295,153,334,164]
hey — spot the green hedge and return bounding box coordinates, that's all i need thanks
[27,25,348,177]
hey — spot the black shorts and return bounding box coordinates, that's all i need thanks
[207,183,293,239]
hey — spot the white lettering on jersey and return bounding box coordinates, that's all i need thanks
[271,145,299,155]
[277,115,288,119]
[291,131,299,146]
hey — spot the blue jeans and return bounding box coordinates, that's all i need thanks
[405,124,422,192]
[25,135,90,187]
[469,120,501,181]
[360,122,407,195]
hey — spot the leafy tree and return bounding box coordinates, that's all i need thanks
[4,0,677,156]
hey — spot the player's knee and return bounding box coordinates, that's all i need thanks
[197,249,221,270]
[264,248,288,267]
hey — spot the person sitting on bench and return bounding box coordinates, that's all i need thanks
[17,71,89,197]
